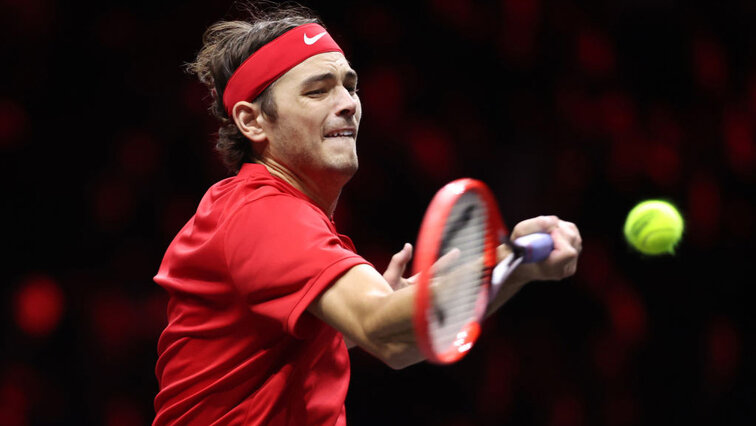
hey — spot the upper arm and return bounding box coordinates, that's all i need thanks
[224,196,368,336]
[308,264,392,347]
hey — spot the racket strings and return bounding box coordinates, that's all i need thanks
[428,191,488,355]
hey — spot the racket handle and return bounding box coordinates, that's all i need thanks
[513,233,554,263]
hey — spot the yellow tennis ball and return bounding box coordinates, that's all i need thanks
[623,200,684,255]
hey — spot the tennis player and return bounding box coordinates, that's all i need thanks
[153,4,582,425]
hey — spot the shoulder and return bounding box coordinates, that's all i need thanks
[233,192,327,225]
[222,193,336,249]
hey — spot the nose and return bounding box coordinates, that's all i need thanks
[335,86,358,118]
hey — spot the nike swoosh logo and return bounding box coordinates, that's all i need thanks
[303,31,326,45]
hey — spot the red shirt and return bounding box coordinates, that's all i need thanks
[154,164,369,425]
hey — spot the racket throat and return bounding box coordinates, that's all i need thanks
[490,254,522,299]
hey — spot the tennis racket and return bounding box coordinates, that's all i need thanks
[411,178,553,364]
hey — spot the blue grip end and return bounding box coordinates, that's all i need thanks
[513,233,554,263]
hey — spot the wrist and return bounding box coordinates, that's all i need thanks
[505,265,532,288]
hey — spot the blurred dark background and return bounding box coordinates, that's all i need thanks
[1,0,754,425]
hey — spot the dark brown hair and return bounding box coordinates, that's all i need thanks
[185,2,321,173]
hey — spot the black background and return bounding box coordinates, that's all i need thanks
[1,0,754,425]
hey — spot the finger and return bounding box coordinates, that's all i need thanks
[547,228,580,276]
[431,247,461,274]
[382,243,413,284]
[496,243,515,263]
[510,215,559,240]
[557,220,582,253]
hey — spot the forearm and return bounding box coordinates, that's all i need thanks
[484,267,529,318]
[309,265,424,369]
[361,284,424,369]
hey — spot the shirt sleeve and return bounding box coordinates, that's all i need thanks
[223,195,370,338]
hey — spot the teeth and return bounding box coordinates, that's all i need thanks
[326,130,354,137]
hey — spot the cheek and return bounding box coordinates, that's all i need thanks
[355,98,363,122]
[284,111,319,136]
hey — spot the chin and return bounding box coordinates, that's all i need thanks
[329,156,359,179]
[337,161,359,178]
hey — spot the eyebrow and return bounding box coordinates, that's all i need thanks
[300,70,358,88]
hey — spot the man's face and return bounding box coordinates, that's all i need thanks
[262,52,361,184]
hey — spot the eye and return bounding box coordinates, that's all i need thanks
[305,88,327,97]
[347,85,359,95]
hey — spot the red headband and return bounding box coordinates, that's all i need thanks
[222,23,343,115]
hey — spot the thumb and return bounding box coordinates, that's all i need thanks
[383,243,413,285]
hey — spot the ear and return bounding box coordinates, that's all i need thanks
[231,101,267,143]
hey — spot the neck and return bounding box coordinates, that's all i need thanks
[256,159,343,218]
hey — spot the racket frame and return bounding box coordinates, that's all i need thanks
[412,178,506,364]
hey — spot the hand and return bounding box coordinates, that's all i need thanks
[382,243,462,291]
[506,215,582,283]
[383,243,415,291]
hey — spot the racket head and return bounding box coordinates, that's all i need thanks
[412,179,504,364]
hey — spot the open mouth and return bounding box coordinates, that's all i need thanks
[324,129,356,138]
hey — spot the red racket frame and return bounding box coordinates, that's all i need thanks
[412,178,507,364]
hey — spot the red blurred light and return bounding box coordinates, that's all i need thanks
[604,395,638,426]
[160,196,198,240]
[574,239,612,295]
[704,317,740,389]
[549,394,584,426]
[105,397,144,426]
[408,123,456,182]
[2,0,54,37]
[555,89,600,136]
[351,4,400,45]
[0,380,29,426]
[94,9,137,49]
[606,285,647,345]
[500,0,541,63]
[503,0,540,22]
[477,341,517,418]
[723,109,756,177]
[182,80,210,116]
[118,131,161,179]
[0,98,29,148]
[553,148,590,194]
[643,107,682,187]
[360,67,404,129]
[607,132,646,187]
[92,176,136,232]
[431,0,474,28]
[748,74,756,117]
[576,30,615,76]
[592,333,628,382]
[645,142,680,187]
[723,197,755,240]
[687,175,720,246]
[91,292,138,354]
[13,275,64,337]
[142,292,170,338]
[693,38,727,93]
[600,92,636,137]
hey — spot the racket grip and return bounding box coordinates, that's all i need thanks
[513,233,553,263]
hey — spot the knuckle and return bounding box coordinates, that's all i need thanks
[543,215,558,223]
[563,261,576,277]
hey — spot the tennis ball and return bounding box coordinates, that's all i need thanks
[623,200,684,255]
